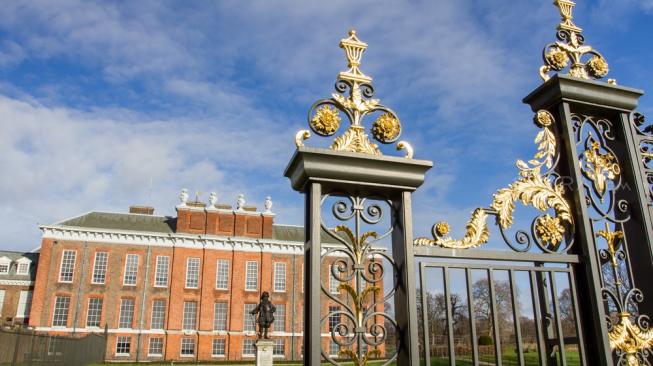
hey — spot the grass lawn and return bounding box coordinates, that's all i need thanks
[89,351,580,366]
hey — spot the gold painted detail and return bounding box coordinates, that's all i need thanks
[298,30,411,157]
[581,135,620,202]
[415,110,573,249]
[338,349,382,366]
[311,106,341,136]
[609,315,653,366]
[414,208,489,249]
[539,0,609,82]
[535,214,565,248]
[331,126,380,155]
[596,225,653,364]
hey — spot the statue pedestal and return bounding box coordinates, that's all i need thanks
[255,339,275,366]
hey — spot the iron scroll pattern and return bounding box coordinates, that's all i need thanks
[572,113,653,365]
[415,110,576,254]
[631,112,653,205]
[320,194,399,366]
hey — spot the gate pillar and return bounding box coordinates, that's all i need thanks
[285,149,431,365]
[284,30,432,365]
[522,2,653,362]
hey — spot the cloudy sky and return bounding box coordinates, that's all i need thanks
[0,0,652,251]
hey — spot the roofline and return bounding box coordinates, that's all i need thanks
[51,210,169,226]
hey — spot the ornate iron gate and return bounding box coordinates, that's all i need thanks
[285,1,653,365]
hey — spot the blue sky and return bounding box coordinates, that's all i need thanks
[0,0,652,251]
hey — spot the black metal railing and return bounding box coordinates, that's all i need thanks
[0,328,107,366]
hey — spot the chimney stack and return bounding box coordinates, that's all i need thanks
[129,205,155,215]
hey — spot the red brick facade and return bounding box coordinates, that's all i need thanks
[28,203,385,361]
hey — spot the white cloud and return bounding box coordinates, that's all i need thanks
[0,94,300,250]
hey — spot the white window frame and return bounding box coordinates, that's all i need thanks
[150,300,166,330]
[119,298,135,329]
[215,259,229,290]
[148,337,164,357]
[16,290,32,318]
[91,252,108,284]
[115,336,131,356]
[329,265,340,294]
[212,338,226,357]
[123,254,139,286]
[16,257,31,275]
[180,338,195,357]
[245,261,258,291]
[242,338,256,357]
[274,304,285,332]
[86,297,103,328]
[182,301,197,330]
[0,256,10,275]
[329,339,340,357]
[52,296,70,328]
[273,262,286,292]
[58,250,76,283]
[185,257,200,289]
[244,304,257,332]
[213,302,228,331]
[0,289,5,316]
[154,256,169,288]
[273,338,285,356]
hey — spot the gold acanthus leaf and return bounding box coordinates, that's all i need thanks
[609,316,653,364]
[414,111,572,249]
[414,208,490,249]
[491,168,573,230]
[331,126,380,155]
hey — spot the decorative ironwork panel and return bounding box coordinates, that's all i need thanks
[320,194,399,365]
[572,113,653,365]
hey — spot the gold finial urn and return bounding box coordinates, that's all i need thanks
[295,30,413,158]
[539,0,610,82]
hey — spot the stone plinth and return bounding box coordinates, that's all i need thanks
[255,339,274,366]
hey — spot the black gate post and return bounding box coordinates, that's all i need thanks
[524,75,651,364]
[284,30,432,365]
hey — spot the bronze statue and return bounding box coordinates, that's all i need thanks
[250,291,276,339]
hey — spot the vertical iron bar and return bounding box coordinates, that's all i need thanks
[466,268,479,366]
[488,269,502,366]
[568,269,587,366]
[618,111,653,317]
[443,267,455,366]
[550,272,567,366]
[558,101,614,365]
[392,191,420,366]
[420,263,430,366]
[529,271,547,366]
[509,270,525,365]
[305,182,322,366]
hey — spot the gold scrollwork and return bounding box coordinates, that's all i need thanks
[539,0,610,82]
[415,110,573,249]
[581,135,620,202]
[596,225,653,363]
[295,30,412,157]
[609,315,653,365]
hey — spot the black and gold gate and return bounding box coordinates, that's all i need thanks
[414,1,653,364]
[285,1,653,365]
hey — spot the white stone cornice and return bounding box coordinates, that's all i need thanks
[0,279,34,286]
[39,225,307,254]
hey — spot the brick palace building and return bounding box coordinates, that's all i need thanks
[24,192,384,362]
[0,250,38,327]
